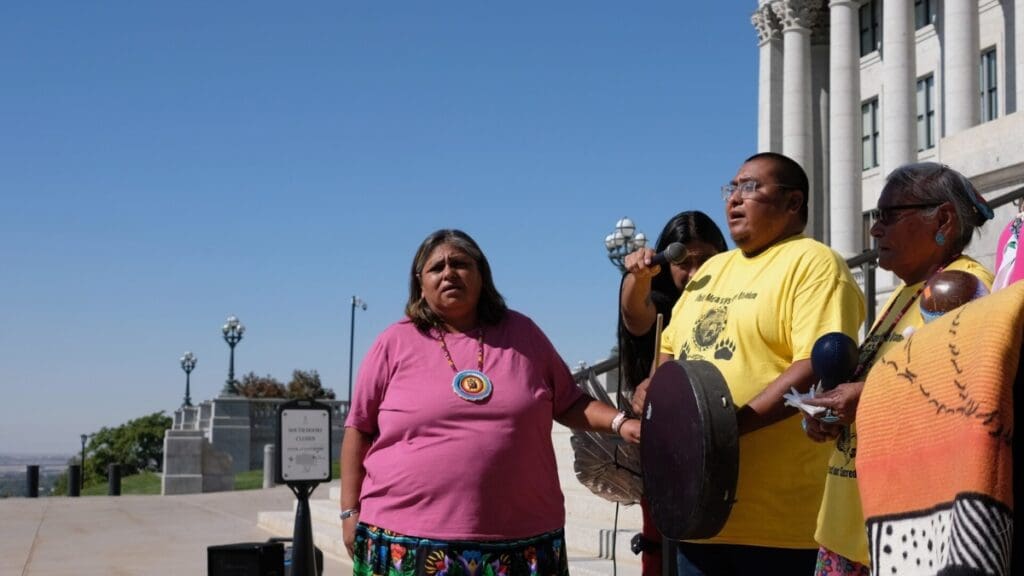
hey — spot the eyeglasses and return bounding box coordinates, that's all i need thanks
[720,180,800,201]
[872,203,943,226]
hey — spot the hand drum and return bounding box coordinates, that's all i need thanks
[640,360,738,540]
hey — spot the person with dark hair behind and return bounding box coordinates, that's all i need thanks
[341,229,641,576]
[619,211,727,575]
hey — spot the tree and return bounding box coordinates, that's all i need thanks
[236,372,287,398]
[287,369,335,399]
[86,412,172,479]
[52,411,172,494]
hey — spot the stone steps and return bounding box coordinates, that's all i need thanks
[258,506,348,562]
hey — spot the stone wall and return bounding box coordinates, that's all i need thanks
[172,397,349,476]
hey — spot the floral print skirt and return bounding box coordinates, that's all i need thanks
[814,546,870,576]
[352,523,570,576]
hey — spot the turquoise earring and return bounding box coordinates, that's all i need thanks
[935,231,946,246]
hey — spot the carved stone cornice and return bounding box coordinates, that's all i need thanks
[771,0,825,31]
[752,4,782,43]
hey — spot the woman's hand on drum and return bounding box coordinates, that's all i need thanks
[623,248,661,279]
[630,377,650,416]
[803,381,865,426]
[619,418,641,444]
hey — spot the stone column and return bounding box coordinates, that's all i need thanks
[208,396,252,474]
[774,0,820,192]
[1017,0,1024,114]
[829,0,863,256]
[882,0,916,176]
[945,0,980,134]
[811,9,830,242]
[162,430,204,495]
[753,4,784,152]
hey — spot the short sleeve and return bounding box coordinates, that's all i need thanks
[660,293,688,357]
[790,258,866,361]
[344,330,392,435]
[525,317,586,417]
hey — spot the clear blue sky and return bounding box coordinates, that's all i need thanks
[0,2,758,454]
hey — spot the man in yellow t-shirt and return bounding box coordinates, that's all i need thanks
[635,152,865,574]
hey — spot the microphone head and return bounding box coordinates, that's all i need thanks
[663,242,687,265]
[811,332,859,391]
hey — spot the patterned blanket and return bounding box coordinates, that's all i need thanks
[857,281,1021,575]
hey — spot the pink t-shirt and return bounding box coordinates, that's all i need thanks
[345,310,585,540]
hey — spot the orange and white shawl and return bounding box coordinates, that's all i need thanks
[857,281,1021,575]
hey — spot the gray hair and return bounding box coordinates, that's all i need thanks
[882,162,994,252]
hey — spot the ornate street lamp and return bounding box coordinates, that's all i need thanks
[79,433,88,490]
[604,217,647,272]
[180,351,197,407]
[220,315,245,396]
[348,296,368,406]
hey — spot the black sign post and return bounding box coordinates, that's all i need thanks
[276,399,332,576]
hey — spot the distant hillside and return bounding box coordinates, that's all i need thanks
[0,452,73,469]
[0,453,75,498]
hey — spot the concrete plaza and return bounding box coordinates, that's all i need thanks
[0,485,351,575]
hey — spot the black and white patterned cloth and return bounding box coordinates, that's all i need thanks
[868,493,1012,575]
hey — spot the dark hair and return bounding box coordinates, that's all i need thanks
[618,211,727,395]
[647,211,728,298]
[882,162,993,252]
[744,151,810,223]
[405,229,507,332]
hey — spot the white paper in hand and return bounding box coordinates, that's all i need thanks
[783,384,829,418]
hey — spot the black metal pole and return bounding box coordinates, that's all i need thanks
[108,464,122,496]
[291,483,318,576]
[80,435,87,490]
[348,298,356,404]
[228,342,236,392]
[26,465,39,498]
[68,465,81,497]
[228,343,235,386]
[181,352,197,406]
[220,318,244,396]
[184,370,192,407]
[221,337,240,396]
[864,260,877,329]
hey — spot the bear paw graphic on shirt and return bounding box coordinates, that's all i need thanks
[714,338,736,360]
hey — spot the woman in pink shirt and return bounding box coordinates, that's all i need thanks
[341,229,641,576]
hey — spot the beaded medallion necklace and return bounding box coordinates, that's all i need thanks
[434,326,492,402]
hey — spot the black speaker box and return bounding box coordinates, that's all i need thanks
[208,541,285,576]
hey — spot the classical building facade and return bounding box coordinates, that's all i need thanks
[752,0,1024,296]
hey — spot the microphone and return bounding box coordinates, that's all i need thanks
[648,242,687,268]
[810,332,858,392]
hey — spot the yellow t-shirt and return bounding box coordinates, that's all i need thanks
[814,255,993,564]
[661,235,866,548]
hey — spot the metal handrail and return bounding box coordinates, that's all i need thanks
[846,249,879,268]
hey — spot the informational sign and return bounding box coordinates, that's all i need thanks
[276,400,332,484]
